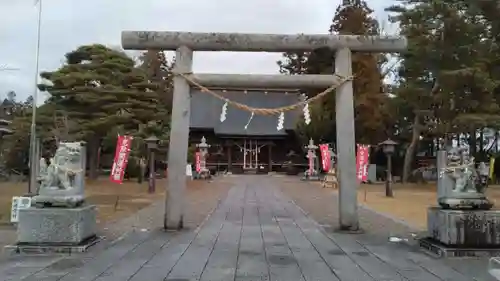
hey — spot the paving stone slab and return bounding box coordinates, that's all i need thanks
[9,231,152,281]
[57,231,154,281]
[93,231,173,281]
[199,203,242,281]
[236,188,269,280]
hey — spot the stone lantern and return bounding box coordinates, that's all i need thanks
[302,138,319,181]
[145,135,160,193]
[196,136,211,179]
[379,138,397,197]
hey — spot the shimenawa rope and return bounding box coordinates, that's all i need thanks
[176,72,353,116]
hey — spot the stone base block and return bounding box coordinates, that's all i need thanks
[419,237,500,258]
[32,194,85,208]
[427,207,500,247]
[438,196,493,210]
[17,205,97,244]
[5,236,102,254]
[301,175,320,181]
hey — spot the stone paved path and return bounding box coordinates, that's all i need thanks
[0,175,495,281]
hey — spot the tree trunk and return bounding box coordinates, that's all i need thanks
[402,79,439,183]
[480,128,484,153]
[497,130,499,153]
[402,114,420,183]
[88,136,100,180]
[470,128,477,156]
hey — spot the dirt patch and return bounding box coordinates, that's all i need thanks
[276,177,415,237]
[358,183,500,230]
[0,179,165,225]
[278,177,500,234]
[357,183,435,230]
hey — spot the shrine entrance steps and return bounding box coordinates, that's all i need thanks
[242,168,258,174]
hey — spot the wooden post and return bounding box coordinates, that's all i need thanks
[335,48,359,231]
[227,145,232,173]
[164,46,193,230]
[268,145,272,173]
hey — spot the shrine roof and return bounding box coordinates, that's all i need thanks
[190,89,301,136]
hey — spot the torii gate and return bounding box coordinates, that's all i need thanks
[121,31,407,232]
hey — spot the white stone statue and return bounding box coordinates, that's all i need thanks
[437,147,492,209]
[442,147,478,193]
[32,141,86,208]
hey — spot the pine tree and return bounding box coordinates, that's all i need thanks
[138,50,174,112]
[38,44,160,179]
[386,1,500,181]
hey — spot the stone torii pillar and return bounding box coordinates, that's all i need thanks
[121,31,407,231]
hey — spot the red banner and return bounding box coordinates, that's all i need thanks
[110,135,133,184]
[195,152,201,173]
[319,144,331,172]
[356,144,370,183]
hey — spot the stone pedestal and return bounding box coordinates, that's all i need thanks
[427,207,500,247]
[301,172,320,181]
[421,207,500,257]
[17,205,97,244]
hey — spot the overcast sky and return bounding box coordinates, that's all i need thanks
[0,0,395,104]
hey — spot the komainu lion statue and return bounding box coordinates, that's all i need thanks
[33,141,86,208]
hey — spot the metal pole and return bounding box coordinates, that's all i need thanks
[28,0,43,195]
[34,138,40,194]
[35,138,40,175]
[385,155,393,197]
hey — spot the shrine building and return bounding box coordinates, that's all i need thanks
[189,89,306,174]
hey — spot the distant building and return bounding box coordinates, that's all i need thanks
[189,89,305,174]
